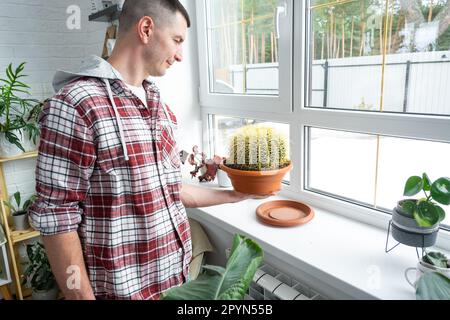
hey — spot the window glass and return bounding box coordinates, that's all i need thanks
[207,0,280,95]
[306,127,450,228]
[307,0,450,116]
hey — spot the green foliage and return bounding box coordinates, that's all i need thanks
[423,251,449,269]
[3,191,37,216]
[22,242,56,291]
[402,173,449,227]
[0,62,41,151]
[310,0,450,59]
[415,251,450,300]
[416,272,450,300]
[160,234,263,300]
[226,125,290,171]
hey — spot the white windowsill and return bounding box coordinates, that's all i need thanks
[184,179,450,300]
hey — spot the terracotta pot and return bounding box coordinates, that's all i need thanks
[220,163,293,195]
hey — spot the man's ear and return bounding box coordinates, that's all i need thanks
[137,16,154,44]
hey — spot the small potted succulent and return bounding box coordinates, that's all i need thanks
[183,145,227,184]
[23,242,59,300]
[3,192,37,231]
[220,125,292,195]
[392,173,449,247]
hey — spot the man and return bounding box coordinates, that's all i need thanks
[29,0,269,300]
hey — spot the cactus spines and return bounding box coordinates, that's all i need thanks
[226,125,290,171]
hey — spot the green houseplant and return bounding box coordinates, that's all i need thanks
[0,62,41,156]
[161,234,263,300]
[392,173,450,247]
[404,251,450,300]
[220,125,292,195]
[3,192,37,231]
[22,242,59,300]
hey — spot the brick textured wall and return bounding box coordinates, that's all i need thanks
[0,0,105,201]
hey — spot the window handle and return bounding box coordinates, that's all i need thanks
[275,2,287,39]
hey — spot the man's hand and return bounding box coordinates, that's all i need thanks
[181,184,276,208]
[227,190,276,203]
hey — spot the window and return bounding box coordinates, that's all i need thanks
[207,0,280,95]
[302,0,450,231]
[307,0,450,116]
[197,0,294,112]
[198,0,450,237]
[306,127,450,228]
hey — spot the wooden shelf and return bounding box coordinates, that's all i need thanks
[0,151,38,163]
[88,4,121,22]
[0,149,39,300]
[11,229,40,244]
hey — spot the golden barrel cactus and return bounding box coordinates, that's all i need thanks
[226,125,290,171]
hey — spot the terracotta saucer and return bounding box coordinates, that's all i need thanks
[256,200,314,227]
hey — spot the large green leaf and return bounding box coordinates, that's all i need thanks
[13,191,21,208]
[416,272,450,300]
[434,205,446,223]
[414,202,440,227]
[431,177,450,205]
[161,234,263,300]
[404,176,423,197]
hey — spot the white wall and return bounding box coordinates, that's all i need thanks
[153,0,203,166]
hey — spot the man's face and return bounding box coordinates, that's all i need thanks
[146,12,187,77]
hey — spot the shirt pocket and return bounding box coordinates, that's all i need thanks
[161,126,181,171]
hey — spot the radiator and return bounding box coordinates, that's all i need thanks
[247,263,325,300]
[225,248,326,300]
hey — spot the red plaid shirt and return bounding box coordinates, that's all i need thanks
[29,76,192,300]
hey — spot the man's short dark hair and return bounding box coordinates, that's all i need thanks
[119,0,191,35]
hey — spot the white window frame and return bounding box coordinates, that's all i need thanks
[196,0,294,113]
[198,0,450,250]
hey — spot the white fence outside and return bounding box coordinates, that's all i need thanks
[221,51,450,115]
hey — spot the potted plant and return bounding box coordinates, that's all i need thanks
[220,125,292,195]
[22,242,59,300]
[183,145,227,184]
[3,192,37,231]
[160,234,263,300]
[405,251,450,300]
[392,173,449,247]
[0,62,41,157]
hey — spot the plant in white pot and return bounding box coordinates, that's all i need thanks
[392,173,449,248]
[0,62,41,157]
[405,251,450,300]
[3,192,37,231]
[23,242,59,300]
